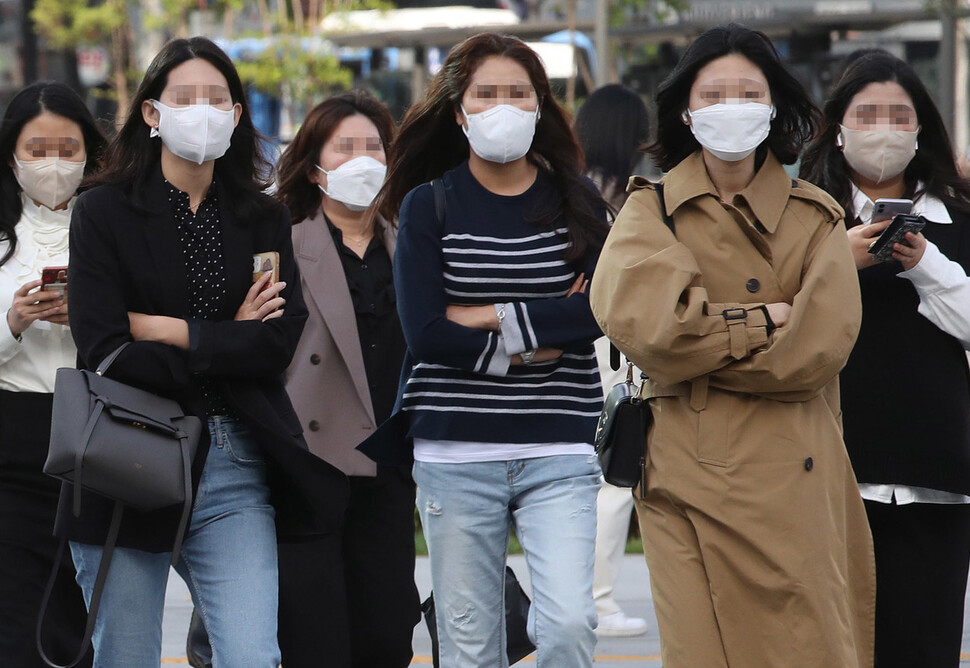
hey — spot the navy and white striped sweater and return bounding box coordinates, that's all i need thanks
[394,162,604,445]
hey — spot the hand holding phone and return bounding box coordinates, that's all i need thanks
[867,214,927,262]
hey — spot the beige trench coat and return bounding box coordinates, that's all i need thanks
[590,151,875,667]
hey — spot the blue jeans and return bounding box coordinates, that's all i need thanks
[71,417,280,668]
[414,454,601,668]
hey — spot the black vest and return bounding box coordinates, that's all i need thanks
[841,207,970,494]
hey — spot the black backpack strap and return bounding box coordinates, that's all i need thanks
[654,181,675,235]
[431,179,446,225]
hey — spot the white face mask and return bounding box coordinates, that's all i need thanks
[461,104,539,164]
[685,102,775,162]
[839,125,919,184]
[150,100,236,165]
[317,155,387,212]
[13,156,86,210]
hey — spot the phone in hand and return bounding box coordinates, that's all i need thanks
[252,252,279,285]
[41,266,68,297]
[871,198,913,224]
[867,214,927,262]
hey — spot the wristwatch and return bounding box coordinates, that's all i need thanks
[520,349,537,364]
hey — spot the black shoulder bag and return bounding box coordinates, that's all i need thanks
[594,183,674,488]
[37,342,203,667]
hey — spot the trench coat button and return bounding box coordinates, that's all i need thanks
[804,457,814,471]
[310,354,321,365]
[309,420,320,432]
[746,278,761,293]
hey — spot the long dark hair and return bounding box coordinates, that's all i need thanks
[276,91,396,224]
[799,49,970,219]
[382,32,607,261]
[0,81,106,267]
[89,37,276,223]
[574,84,649,206]
[649,23,819,171]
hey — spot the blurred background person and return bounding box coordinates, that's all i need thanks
[574,82,650,638]
[801,49,970,668]
[0,80,104,668]
[380,32,608,666]
[591,24,874,667]
[274,90,419,668]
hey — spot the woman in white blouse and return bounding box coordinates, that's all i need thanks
[801,50,970,667]
[0,81,105,667]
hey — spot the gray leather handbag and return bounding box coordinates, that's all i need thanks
[37,342,202,667]
[45,341,202,524]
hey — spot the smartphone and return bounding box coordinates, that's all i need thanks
[867,214,927,262]
[871,198,913,224]
[252,251,279,285]
[41,266,68,297]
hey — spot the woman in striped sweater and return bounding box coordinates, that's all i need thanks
[381,33,609,667]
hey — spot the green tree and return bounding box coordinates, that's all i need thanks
[31,0,133,114]
[235,0,389,132]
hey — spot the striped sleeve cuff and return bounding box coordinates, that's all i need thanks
[474,331,511,376]
[497,302,536,356]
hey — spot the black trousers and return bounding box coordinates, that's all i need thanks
[278,463,421,668]
[865,499,970,668]
[0,391,91,667]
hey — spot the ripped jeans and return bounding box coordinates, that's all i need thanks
[414,455,601,668]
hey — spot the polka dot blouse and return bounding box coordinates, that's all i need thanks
[167,180,231,417]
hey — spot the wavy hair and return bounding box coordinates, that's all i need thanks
[0,81,106,267]
[648,23,819,171]
[381,32,607,261]
[799,49,970,219]
[88,37,277,224]
[276,90,396,224]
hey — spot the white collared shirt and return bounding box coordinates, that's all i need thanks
[0,195,77,393]
[850,183,970,504]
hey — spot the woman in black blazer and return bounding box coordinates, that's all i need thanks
[59,37,347,666]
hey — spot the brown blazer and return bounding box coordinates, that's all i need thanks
[285,209,397,476]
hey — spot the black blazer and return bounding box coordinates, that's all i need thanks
[56,171,348,552]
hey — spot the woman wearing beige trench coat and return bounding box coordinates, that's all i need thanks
[589,25,875,667]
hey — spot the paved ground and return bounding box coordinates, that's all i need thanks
[159,553,970,666]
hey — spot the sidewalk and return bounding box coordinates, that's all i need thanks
[160,554,970,666]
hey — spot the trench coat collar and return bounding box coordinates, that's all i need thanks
[293,208,396,424]
[662,150,792,234]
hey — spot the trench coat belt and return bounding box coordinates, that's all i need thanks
[644,377,710,412]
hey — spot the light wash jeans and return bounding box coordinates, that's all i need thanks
[414,454,601,668]
[70,416,280,668]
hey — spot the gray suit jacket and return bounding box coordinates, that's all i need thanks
[284,209,397,476]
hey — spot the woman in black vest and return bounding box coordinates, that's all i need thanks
[801,49,970,667]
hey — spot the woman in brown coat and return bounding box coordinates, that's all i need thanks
[589,24,875,667]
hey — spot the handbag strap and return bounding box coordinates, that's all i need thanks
[95,342,131,376]
[36,502,123,668]
[607,182,673,374]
